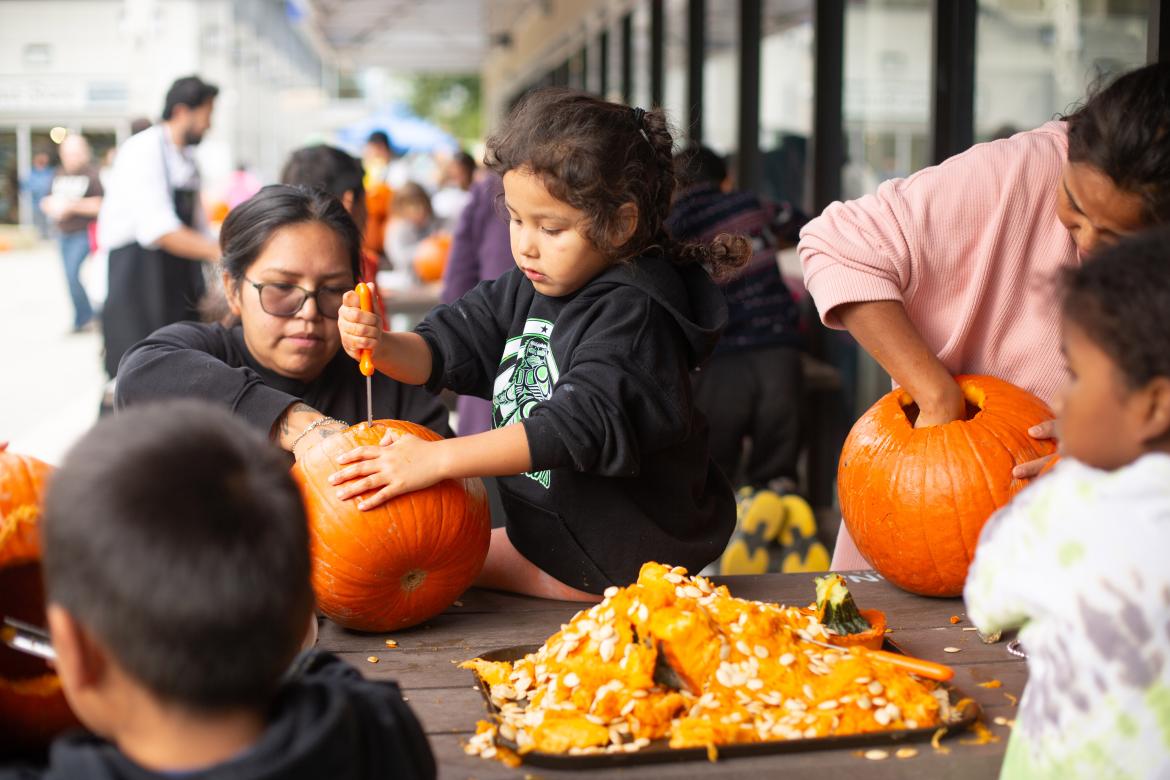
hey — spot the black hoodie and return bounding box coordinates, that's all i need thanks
[415,255,736,592]
[0,652,435,780]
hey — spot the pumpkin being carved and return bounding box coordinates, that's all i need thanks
[292,420,491,632]
[837,375,1056,597]
[0,449,78,752]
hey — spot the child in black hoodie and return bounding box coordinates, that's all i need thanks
[334,88,748,600]
[0,400,434,780]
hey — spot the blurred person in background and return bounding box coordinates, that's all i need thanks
[23,150,56,239]
[40,134,103,333]
[280,143,385,322]
[224,162,262,209]
[98,75,220,380]
[361,130,395,261]
[668,144,825,575]
[440,170,511,436]
[384,182,437,274]
[431,150,476,230]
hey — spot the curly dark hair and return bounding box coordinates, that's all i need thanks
[1065,62,1170,225]
[484,88,749,278]
[1062,226,1170,390]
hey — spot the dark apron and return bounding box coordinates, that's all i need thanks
[102,187,207,377]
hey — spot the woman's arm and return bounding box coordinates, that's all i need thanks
[836,301,966,427]
[273,401,348,459]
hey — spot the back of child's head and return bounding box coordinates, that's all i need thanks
[42,400,314,712]
[484,87,748,277]
[1062,226,1170,390]
[280,144,366,226]
[393,181,433,218]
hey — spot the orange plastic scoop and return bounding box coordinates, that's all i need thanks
[804,635,954,682]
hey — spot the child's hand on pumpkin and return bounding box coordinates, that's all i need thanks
[1012,419,1059,478]
[329,428,446,510]
[337,289,384,364]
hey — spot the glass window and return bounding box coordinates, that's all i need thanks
[975,0,1150,141]
[703,1,740,157]
[759,0,814,211]
[0,130,18,225]
[842,0,932,199]
[631,1,653,108]
[663,0,689,140]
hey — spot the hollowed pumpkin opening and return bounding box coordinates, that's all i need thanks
[0,562,54,684]
[898,388,984,427]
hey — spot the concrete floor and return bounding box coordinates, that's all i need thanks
[1,240,107,465]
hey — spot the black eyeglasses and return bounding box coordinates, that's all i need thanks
[244,278,351,319]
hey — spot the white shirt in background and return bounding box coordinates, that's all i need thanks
[97,124,205,251]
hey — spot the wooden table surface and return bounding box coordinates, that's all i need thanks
[318,571,1024,779]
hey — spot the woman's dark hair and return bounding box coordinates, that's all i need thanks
[280,145,366,231]
[1065,62,1170,224]
[219,184,362,286]
[1062,225,1170,390]
[42,400,314,711]
[484,87,749,277]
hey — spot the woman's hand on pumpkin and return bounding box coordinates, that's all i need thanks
[337,289,383,363]
[1012,419,1058,478]
[329,431,445,510]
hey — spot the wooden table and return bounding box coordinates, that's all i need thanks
[318,571,1024,779]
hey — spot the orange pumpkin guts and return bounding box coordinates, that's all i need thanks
[292,420,491,632]
[0,450,77,751]
[837,375,1056,597]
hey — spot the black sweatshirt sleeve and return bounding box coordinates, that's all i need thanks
[115,321,297,434]
[523,292,693,477]
[414,274,516,398]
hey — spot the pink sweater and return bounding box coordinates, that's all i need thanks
[800,121,1075,406]
[800,122,1075,571]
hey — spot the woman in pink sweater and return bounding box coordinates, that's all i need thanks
[800,62,1170,570]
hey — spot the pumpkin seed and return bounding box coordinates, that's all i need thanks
[864,749,890,760]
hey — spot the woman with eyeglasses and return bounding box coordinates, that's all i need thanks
[116,185,451,458]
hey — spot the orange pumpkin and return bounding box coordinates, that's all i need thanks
[413,233,452,283]
[292,420,491,632]
[837,374,1056,597]
[0,450,78,752]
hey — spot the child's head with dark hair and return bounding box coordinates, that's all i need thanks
[484,88,748,291]
[674,144,728,190]
[42,400,313,735]
[280,145,367,232]
[1058,62,1170,257]
[1057,226,1170,470]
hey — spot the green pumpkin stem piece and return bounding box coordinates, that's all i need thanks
[814,573,872,635]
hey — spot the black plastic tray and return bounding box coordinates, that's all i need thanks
[467,641,980,768]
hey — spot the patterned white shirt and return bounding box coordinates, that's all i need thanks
[965,453,1170,779]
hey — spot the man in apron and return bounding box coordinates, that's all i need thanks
[98,75,221,379]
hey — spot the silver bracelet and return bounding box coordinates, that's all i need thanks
[290,417,347,453]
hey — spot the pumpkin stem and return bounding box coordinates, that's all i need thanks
[400,568,428,592]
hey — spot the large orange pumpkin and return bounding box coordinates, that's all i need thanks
[0,450,78,752]
[837,375,1056,597]
[292,420,491,632]
[412,233,452,284]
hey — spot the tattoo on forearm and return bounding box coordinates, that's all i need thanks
[278,402,316,439]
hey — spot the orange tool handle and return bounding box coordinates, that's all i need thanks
[869,649,954,682]
[356,283,374,377]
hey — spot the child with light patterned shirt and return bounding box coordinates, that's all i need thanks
[965,227,1170,779]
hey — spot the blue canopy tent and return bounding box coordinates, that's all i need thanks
[334,103,459,156]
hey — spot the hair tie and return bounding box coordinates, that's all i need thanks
[631,106,650,143]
